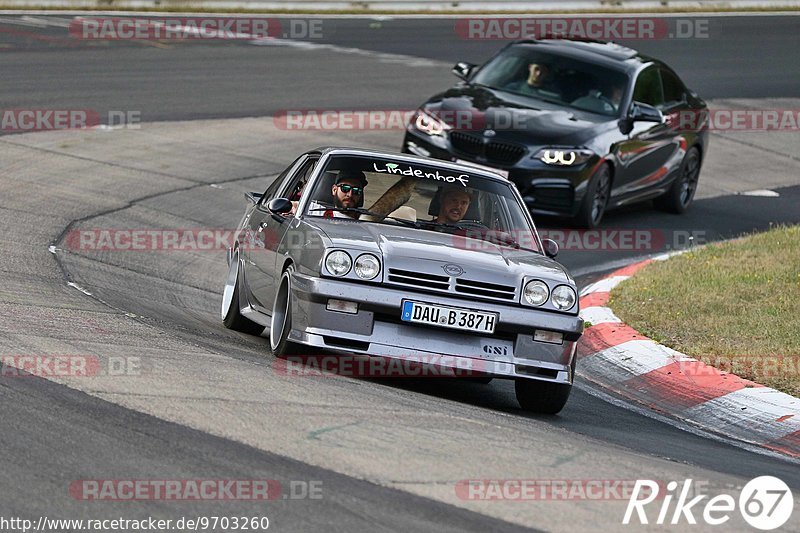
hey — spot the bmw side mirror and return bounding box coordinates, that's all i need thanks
[452,62,477,81]
[630,101,664,123]
[542,238,559,258]
[267,197,293,216]
[618,101,663,134]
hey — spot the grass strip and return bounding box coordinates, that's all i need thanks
[610,225,800,397]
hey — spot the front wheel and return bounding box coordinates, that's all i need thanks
[654,146,701,214]
[269,265,303,357]
[221,250,265,335]
[574,163,611,229]
[515,379,572,414]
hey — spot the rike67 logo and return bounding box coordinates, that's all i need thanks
[623,477,793,530]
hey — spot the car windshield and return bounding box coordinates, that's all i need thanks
[471,45,629,116]
[302,154,541,252]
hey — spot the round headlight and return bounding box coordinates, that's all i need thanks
[523,280,549,306]
[354,254,381,280]
[325,251,351,277]
[552,285,577,310]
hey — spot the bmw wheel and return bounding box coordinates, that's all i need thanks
[654,146,701,214]
[575,163,611,229]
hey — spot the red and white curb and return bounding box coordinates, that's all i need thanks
[577,255,800,459]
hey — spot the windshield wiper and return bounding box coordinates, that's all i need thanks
[307,206,422,228]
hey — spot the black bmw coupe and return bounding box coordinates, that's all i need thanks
[402,38,709,228]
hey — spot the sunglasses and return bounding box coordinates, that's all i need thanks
[336,184,364,195]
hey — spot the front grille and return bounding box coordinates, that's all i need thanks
[485,142,526,165]
[450,131,483,156]
[455,278,516,300]
[388,268,449,291]
[449,132,527,166]
[387,268,517,303]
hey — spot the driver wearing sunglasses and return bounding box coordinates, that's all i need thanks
[328,170,368,219]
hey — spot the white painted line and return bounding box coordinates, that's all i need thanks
[740,189,780,197]
[575,378,800,464]
[685,387,800,442]
[248,37,445,67]
[585,339,692,380]
[579,306,621,325]
[580,275,629,295]
[67,282,93,296]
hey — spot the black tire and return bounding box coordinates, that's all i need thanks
[574,163,611,229]
[515,379,572,414]
[221,251,265,335]
[269,264,303,357]
[654,146,701,214]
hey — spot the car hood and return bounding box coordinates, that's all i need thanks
[306,218,573,285]
[423,85,616,146]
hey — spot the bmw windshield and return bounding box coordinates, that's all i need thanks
[471,45,629,116]
[301,154,542,252]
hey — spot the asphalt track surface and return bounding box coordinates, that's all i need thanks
[1,13,800,532]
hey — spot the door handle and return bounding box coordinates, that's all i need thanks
[257,221,268,232]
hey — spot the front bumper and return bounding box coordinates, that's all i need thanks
[289,271,583,385]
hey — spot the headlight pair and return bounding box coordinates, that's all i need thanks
[533,148,594,166]
[325,251,381,280]
[412,110,451,137]
[522,280,577,311]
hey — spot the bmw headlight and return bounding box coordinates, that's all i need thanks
[552,285,577,311]
[354,253,381,280]
[412,110,450,137]
[534,148,594,166]
[523,280,549,306]
[325,250,352,277]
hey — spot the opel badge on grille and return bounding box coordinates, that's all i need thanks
[442,264,465,277]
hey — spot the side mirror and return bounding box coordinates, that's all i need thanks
[618,101,664,134]
[452,62,477,81]
[246,191,264,205]
[630,101,664,123]
[542,238,559,258]
[267,197,293,216]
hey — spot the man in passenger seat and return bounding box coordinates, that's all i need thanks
[434,186,474,224]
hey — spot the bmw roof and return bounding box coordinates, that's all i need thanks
[511,38,652,71]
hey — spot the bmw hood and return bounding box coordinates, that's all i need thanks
[422,85,616,146]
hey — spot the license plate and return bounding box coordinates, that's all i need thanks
[455,159,509,179]
[401,300,497,334]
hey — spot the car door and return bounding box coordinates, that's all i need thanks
[614,65,678,199]
[245,154,319,311]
